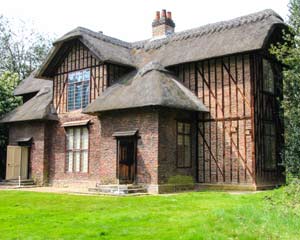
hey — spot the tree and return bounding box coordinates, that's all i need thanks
[0,16,53,179]
[271,0,300,178]
[0,15,53,80]
[0,72,21,179]
[0,72,20,143]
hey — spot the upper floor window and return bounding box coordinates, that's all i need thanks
[67,69,90,111]
[66,127,89,173]
[177,122,192,168]
[263,59,275,93]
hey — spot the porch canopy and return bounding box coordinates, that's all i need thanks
[112,130,138,138]
[83,62,208,114]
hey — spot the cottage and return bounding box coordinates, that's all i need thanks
[0,9,286,193]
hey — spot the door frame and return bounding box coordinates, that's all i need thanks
[116,136,138,184]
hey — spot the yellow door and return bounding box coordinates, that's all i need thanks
[20,147,29,179]
[6,146,21,180]
[6,146,29,180]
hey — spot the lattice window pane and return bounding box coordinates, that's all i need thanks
[75,84,82,109]
[184,123,190,134]
[82,128,89,149]
[67,152,73,172]
[263,123,276,170]
[67,128,74,150]
[263,59,274,93]
[177,135,183,145]
[177,121,192,168]
[67,84,75,111]
[75,152,80,172]
[178,122,184,133]
[82,151,88,173]
[82,82,89,108]
[74,128,81,149]
[67,69,90,111]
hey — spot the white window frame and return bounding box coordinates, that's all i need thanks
[66,127,89,173]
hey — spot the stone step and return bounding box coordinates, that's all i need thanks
[89,184,148,195]
[0,179,35,186]
[95,184,145,190]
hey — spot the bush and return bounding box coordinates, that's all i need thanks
[266,179,300,215]
[167,175,194,185]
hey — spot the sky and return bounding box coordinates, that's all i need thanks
[0,0,290,42]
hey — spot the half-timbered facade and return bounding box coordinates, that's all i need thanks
[0,9,286,193]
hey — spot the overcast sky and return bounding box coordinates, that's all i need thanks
[1,0,290,42]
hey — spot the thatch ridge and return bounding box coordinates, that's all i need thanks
[131,9,283,50]
[36,9,285,77]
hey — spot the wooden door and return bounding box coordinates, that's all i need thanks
[20,147,29,179]
[6,146,21,180]
[6,146,29,180]
[118,138,136,184]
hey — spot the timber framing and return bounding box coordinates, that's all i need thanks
[170,50,283,185]
[53,40,131,114]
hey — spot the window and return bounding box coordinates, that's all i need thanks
[263,59,275,93]
[67,69,90,111]
[177,122,192,168]
[263,122,276,170]
[66,127,89,173]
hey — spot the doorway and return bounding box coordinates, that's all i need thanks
[6,146,29,180]
[117,137,137,184]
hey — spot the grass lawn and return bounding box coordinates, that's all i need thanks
[0,189,299,240]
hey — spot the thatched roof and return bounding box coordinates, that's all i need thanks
[14,71,52,96]
[36,9,286,78]
[83,62,208,114]
[7,9,285,120]
[36,27,135,77]
[0,87,58,123]
[131,9,285,67]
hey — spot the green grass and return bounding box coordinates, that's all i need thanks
[0,189,299,240]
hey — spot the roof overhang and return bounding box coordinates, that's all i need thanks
[62,119,91,128]
[17,137,33,146]
[36,38,102,78]
[112,129,138,138]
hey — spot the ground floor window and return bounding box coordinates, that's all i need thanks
[177,121,192,168]
[263,122,276,170]
[66,127,89,173]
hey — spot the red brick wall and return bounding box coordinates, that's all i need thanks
[9,122,48,185]
[158,109,197,184]
[47,108,159,187]
[100,108,159,185]
[48,110,101,187]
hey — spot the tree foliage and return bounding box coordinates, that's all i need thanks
[0,15,52,80]
[0,16,53,178]
[271,0,300,178]
[0,72,21,146]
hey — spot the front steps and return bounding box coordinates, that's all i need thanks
[89,184,148,195]
[0,179,36,188]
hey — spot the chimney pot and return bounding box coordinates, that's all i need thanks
[152,9,175,38]
[155,11,160,21]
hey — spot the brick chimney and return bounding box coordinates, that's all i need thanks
[152,9,175,38]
